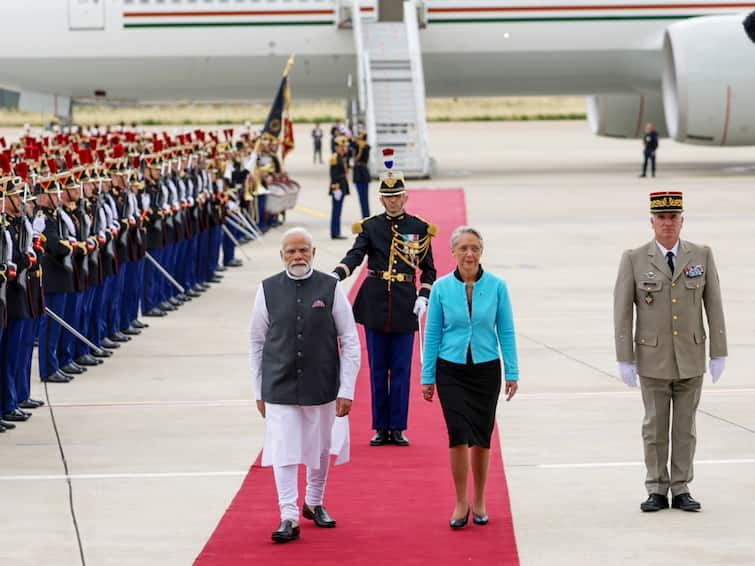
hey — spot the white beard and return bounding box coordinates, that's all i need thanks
[287,263,311,278]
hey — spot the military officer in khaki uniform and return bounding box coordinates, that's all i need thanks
[614,191,727,513]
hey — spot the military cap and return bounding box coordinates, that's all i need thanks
[650,191,683,213]
[378,147,405,196]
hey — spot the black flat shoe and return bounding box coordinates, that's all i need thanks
[370,430,390,446]
[19,399,44,409]
[672,493,701,512]
[62,363,86,374]
[641,493,669,512]
[473,512,489,525]
[302,504,336,528]
[144,308,167,317]
[45,371,72,383]
[75,354,100,366]
[450,507,470,529]
[131,319,149,329]
[122,326,141,336]
[168,297,182,307]
[0,420,15,430]
[109,332,131,342]
[225,258,243,268]
[186,289,202,298]
[159,301,176,311]
[3,409,31,422]
[391,430,410,446]
[92,349,112,358]
[215,265,227,272]
[101,338,121,349]
[271,520,300,543]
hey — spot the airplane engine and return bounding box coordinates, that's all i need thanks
[662,15,755,146]
[587,93,668,139]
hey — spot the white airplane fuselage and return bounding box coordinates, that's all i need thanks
[1,1,754,144]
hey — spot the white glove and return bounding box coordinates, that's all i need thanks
[332,189,343,202]
[618,362,638,388]
[709,357,726,384]
[32,215,46,235]
[413,296,428,319]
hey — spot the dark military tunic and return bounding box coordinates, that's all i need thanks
[334,212,436,333]
[329,153,350,196]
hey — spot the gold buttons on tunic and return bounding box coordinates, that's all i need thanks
[672,299,677,304]
[673,330,679,336]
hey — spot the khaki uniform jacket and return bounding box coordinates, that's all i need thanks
[614,239,727,379]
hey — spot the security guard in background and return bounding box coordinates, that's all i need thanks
[328,136,350,240]
[333,150,436,446]
[614,191,727,512]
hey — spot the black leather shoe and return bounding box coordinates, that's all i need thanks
[122,326,141,336]
[672,493,701,512]
[472,509,489,525]
[159,301,177,311]
[370,430,390,446]
[186,289,202,298]
[209,276,223,283]
[177,293,190,302]
[271,520,300,543]
[62,363,86,374]
[92,349,112,358]
[450,507,470,529]
[391,430,410,446]
[168,297,182,307]
[76,354,100,366]
[640,493,669,512]
[302,504,336,528]
[131,319,149,329]
[0,420,15,430]
[225,258,243,268]
[215,265,227,272]
[192,284,207,294]
[101,338,121,349]
[0,423,5,432]
[109,332,131,342]
[45,371,71,383]
[19,399,44,409]
[144,308,167,317]
[3,409,31,422]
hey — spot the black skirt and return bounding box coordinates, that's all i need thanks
[436,356,502,448]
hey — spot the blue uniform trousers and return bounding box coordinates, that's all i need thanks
[2,319,35,413]
[222,225,237,265]
[330,194,344,238]
[76,286,96,358]
[197,230,209,284]
[96,276,115,344]
[109,267,126,335]
[364,328,415,431]
[356,182,370,219]
[143,249,162,313]
[161,243,177,302]
[90,277,108,346]
[208,226,222,278]
[256,195,268,232]
[59,292,84,368]
[38,293,67,380]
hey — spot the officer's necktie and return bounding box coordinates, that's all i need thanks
[666,251,675,274]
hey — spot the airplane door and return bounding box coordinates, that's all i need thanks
[69,0,105,30]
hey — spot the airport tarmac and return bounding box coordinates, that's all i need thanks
[1,121,753,565]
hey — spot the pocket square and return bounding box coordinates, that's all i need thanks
[311,299,326,309]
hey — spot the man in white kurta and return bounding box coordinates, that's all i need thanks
[250,227,360,543]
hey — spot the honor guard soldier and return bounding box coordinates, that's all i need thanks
[614,191,727,513]
[352,132,371,219]
[329,136,350,240]
[332,149,437,446]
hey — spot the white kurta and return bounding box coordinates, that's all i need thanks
[249,270,360,468]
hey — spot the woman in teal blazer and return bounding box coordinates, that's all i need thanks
[421,226,519,529]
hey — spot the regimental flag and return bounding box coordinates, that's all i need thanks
[282,117,295,162]
[262,55,295,143]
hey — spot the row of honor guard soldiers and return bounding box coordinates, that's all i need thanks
[0,126,287,433]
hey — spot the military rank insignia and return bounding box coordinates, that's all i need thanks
[684,264,704,278]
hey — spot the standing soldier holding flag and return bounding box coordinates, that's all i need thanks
[332,149,437,446]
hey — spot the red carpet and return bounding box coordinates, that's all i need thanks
[195,189,520,565]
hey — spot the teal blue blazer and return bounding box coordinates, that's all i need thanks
[421,269,519,385]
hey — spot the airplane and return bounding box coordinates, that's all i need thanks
[1,0,754,175]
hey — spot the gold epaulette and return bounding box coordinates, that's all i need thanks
[413,214,438,237]
[351,213,380,234]
[329,153,338,166]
